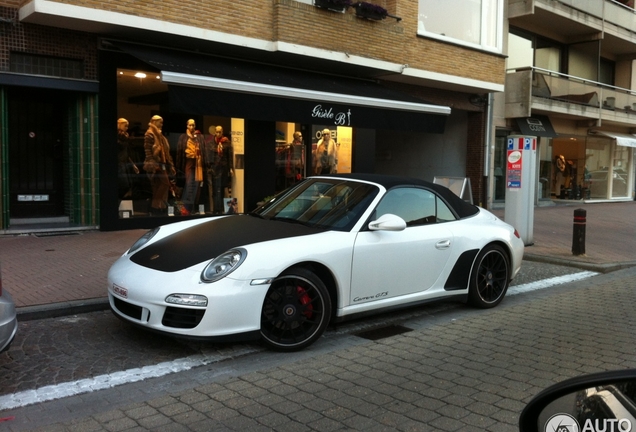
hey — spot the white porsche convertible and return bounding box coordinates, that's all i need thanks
[108,174,524,351]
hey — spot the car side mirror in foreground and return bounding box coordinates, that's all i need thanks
[519,369,636,432]
[368,213,406,231]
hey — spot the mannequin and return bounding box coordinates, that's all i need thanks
[212,126,234,214]
[176,119,206,214]
[554,154,565,197]
[143,115,175,216]
[315,128,338,174]
[117,118,139,201]
[290,131,305,182]
[203,126,216,213]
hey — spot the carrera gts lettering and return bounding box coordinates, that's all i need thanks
[353,292,388,302]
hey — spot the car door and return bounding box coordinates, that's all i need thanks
[349,187,455,305]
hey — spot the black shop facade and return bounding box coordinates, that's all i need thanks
[99,42,450,231]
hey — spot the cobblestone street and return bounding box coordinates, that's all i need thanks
[2,265,635,431]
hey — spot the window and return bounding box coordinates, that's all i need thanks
[568,41,601,81]
[599,58,615,86]
[535,38,563,73]
[418,0,503,53]
[374,188,455,226]
[508,29,565,74]
[10,52,84,79]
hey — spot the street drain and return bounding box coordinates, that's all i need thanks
[354,324,413,341]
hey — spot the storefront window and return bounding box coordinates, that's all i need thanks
[273,124,354,195]
[116,68,243,218]
[552,136,586,200]
[611,144,630,198]
[549,136,633,200]
[116,68,357,220]
[310,126,353,178]
[585,137,612,199]
[538,138,553,200]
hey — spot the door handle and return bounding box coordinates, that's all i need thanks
[435,240,451,249]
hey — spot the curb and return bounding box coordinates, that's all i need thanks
[16,298,110,322]
[523,253,636,274]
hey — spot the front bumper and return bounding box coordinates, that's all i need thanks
[107,256,269,339]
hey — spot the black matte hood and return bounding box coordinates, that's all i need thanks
[130,215,325,272]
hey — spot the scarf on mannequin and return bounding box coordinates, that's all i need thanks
[185,131,203,182]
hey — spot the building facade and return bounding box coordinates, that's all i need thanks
[0,0,505,232]
[495,0,636,208]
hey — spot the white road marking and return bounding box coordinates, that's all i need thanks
[509,271,599,296]
[0,271,600,411]
[0,347,260,411]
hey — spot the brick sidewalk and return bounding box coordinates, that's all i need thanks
[2,200,635,310]
[0,230,144,308]
[495,201,636,270]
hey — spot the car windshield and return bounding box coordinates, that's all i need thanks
[252,178,379,231]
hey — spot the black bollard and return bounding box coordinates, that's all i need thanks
[572,208,586,256]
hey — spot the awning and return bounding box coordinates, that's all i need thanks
[0,72,99,93]
[515,115,557,137]
[112,41,451,133]
[592,131,636,148]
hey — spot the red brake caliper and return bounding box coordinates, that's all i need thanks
[297,286,313,319]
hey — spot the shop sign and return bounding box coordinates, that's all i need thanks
[515,115,557,137]
[311,104,352,126]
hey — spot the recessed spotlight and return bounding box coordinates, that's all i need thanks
[134,72,147,79]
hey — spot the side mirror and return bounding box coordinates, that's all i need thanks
[519,369,636,432]
[368,213,406,231]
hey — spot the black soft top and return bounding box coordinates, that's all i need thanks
[318,173,480,219]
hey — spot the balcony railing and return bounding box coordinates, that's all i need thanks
[505,67,636,121]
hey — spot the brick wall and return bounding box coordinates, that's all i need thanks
[4,0,504,87]
[274,0,504,85]
[0,6,98,79]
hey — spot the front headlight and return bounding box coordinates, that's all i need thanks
[126,227,159,255]
[201,248,247,283]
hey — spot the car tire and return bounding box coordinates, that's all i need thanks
[260,268,331,352]
[468,244,510,309]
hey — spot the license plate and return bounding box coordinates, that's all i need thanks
[113,284,128,299]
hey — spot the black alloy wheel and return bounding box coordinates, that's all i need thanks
[468,244,510,308]
[260,268,331,351]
